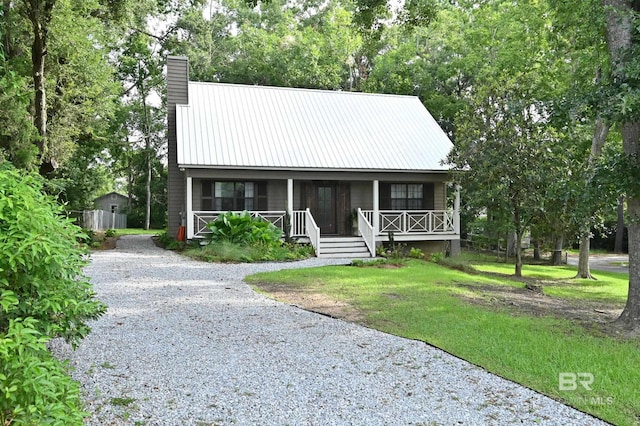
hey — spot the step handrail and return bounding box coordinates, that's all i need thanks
[357,208,375,257]
[305,208,321,256]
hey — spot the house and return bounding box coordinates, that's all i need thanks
[166,56,460,257]
[93,192,130,214]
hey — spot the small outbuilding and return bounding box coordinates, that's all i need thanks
[94,192,130,214]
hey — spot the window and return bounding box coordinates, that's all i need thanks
[110,205,119,213]
[380,182,434,210]
[390,184,423,210]
[201,181,267,211]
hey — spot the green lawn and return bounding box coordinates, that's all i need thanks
[246,260,639,426]
[472,263,629,303]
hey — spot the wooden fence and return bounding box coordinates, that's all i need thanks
[70,210,127,230]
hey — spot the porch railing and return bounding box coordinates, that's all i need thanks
[191,209,456,241]
[362,210,456,234]
[305,208,320,256]
[357,208,375,257]
[291,210,307,237]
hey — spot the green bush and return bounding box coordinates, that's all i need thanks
[0,166,106,424]
[409,247,425,259]
[207,211,282,245]
[429,251,445,263]
[184,240,313,263]
[157,229,184,250]
[0,315,86,425]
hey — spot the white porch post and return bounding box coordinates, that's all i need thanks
[373,179,379,235]
[454,185,461,234]
[287,178,294,234]
[451,184,461,257]
[186,176,193,239]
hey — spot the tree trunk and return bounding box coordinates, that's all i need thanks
[602,0,640,330]
[514,210,522,277]
[551,235,564,266]
[616,123,640,329]
[139,64,152,230]
[576,102,609,278]
[3,0,14,58]
[26,0,57,173]
[515,230,523,277]
[507,231,517,257]
[29,3,47,155]
[145,148,151,230]
[614,195,625,253]
[533,239,540,261]
[576,233,594,279]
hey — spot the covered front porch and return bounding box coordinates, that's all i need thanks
[184,176,460,257]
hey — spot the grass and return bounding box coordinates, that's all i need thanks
[471,263,629,303]
[110,397,135,406]
[115,228,161,236]
[246,259,639,426]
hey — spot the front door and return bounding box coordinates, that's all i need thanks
[315,183,336,234]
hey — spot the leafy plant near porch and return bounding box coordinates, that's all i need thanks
[0,165,106,424]
[206,211,282,245]
[182,211,312,262]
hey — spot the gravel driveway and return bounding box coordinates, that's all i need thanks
[50,235,609,425]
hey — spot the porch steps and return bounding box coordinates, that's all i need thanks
[318,237,372,258]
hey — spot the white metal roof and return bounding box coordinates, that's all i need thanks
[176,82,453,172]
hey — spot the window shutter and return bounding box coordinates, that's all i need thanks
[256,182,268,210]
[424,183,435,210]
[379,182,391,210]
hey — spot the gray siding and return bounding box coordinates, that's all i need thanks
[267,181,287,210]
[167,56,189,237]
[434,182,446,210]
[193,180,203,211]
[351,181,373,210]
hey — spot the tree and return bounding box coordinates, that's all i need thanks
[450,80,559,276]
[0,49,39,168]
[170,0,362,90]
[600,0,640,331]
[23,0,56,173]
[1,0,120,175]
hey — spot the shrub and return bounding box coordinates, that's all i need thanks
[207,211,282,245]
[0,315,86,425]
[0,166,106,424]
[156,229,184,250]
[104,229,116,238]
[429,251,446,263]
[184,240,313,263]
[409,247,425,259]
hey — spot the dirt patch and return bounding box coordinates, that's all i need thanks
[252,282,366,323]
[455,282,624,334]
[254,276,629,338]
[87,235,118,250]
[94,237,118,250]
